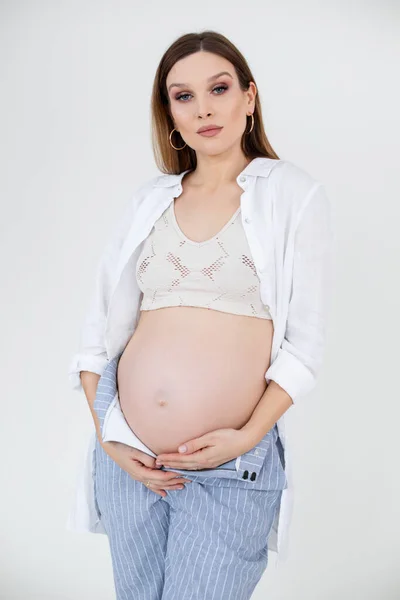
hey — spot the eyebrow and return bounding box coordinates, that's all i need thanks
[167,71,233,93]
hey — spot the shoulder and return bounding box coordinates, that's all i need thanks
[122,174,165,215]
[267,159,323,197]
[264,159,327,221]
[130,171,184,202]
[131,174,161,200]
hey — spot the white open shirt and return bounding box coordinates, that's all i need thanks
[66,157,335,565]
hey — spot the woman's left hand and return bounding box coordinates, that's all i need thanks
[155,428,254,470]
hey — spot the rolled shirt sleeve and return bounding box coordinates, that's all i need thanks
[265,183,335,402]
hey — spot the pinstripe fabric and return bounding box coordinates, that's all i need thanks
[93,356,287,599]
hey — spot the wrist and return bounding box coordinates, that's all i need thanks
[237,426,261,453]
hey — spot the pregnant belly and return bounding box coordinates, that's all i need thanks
[117,307,274,456]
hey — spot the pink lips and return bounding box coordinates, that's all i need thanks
[197,127,223,137]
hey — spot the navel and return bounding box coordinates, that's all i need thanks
[154,389,169,407]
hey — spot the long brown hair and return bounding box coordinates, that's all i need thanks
[151,30,280,174]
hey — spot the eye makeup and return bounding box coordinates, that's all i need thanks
[174,83,229,102]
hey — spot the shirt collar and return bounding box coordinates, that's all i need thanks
[153,156,279,188]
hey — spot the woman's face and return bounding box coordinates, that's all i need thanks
[166,51,256,158]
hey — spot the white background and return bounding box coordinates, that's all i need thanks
[1,1,399,598]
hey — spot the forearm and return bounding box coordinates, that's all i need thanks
[80,371,103,441]
[240,380,293,446]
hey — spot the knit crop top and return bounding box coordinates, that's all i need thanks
[135,199,272,320]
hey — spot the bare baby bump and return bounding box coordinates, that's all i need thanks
[117,307,274,456]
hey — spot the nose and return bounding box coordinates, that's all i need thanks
[197,109,213,120]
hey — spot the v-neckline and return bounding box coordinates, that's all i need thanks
[170,200,241,246]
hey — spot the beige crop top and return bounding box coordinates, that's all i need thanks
[135,199,272,320]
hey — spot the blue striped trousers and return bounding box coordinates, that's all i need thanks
[93,356,287,599]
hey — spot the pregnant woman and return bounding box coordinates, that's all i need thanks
[67,30,334,600]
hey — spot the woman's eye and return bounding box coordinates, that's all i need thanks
[175,85,228,102]
[176,93,192,102]
[213,85,228,94]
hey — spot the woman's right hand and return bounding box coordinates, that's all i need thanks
[99,440,192,497]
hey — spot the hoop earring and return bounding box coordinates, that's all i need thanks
[169,128,187,150]
[245,113,254,134]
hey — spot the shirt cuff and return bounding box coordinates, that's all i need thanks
[264,347,315,402]
[68,354,108,392]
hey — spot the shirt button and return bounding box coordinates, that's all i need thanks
[254,449,259,456]
[264,304,270,310]
[244,216,251,224]
[239,175,246,182]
